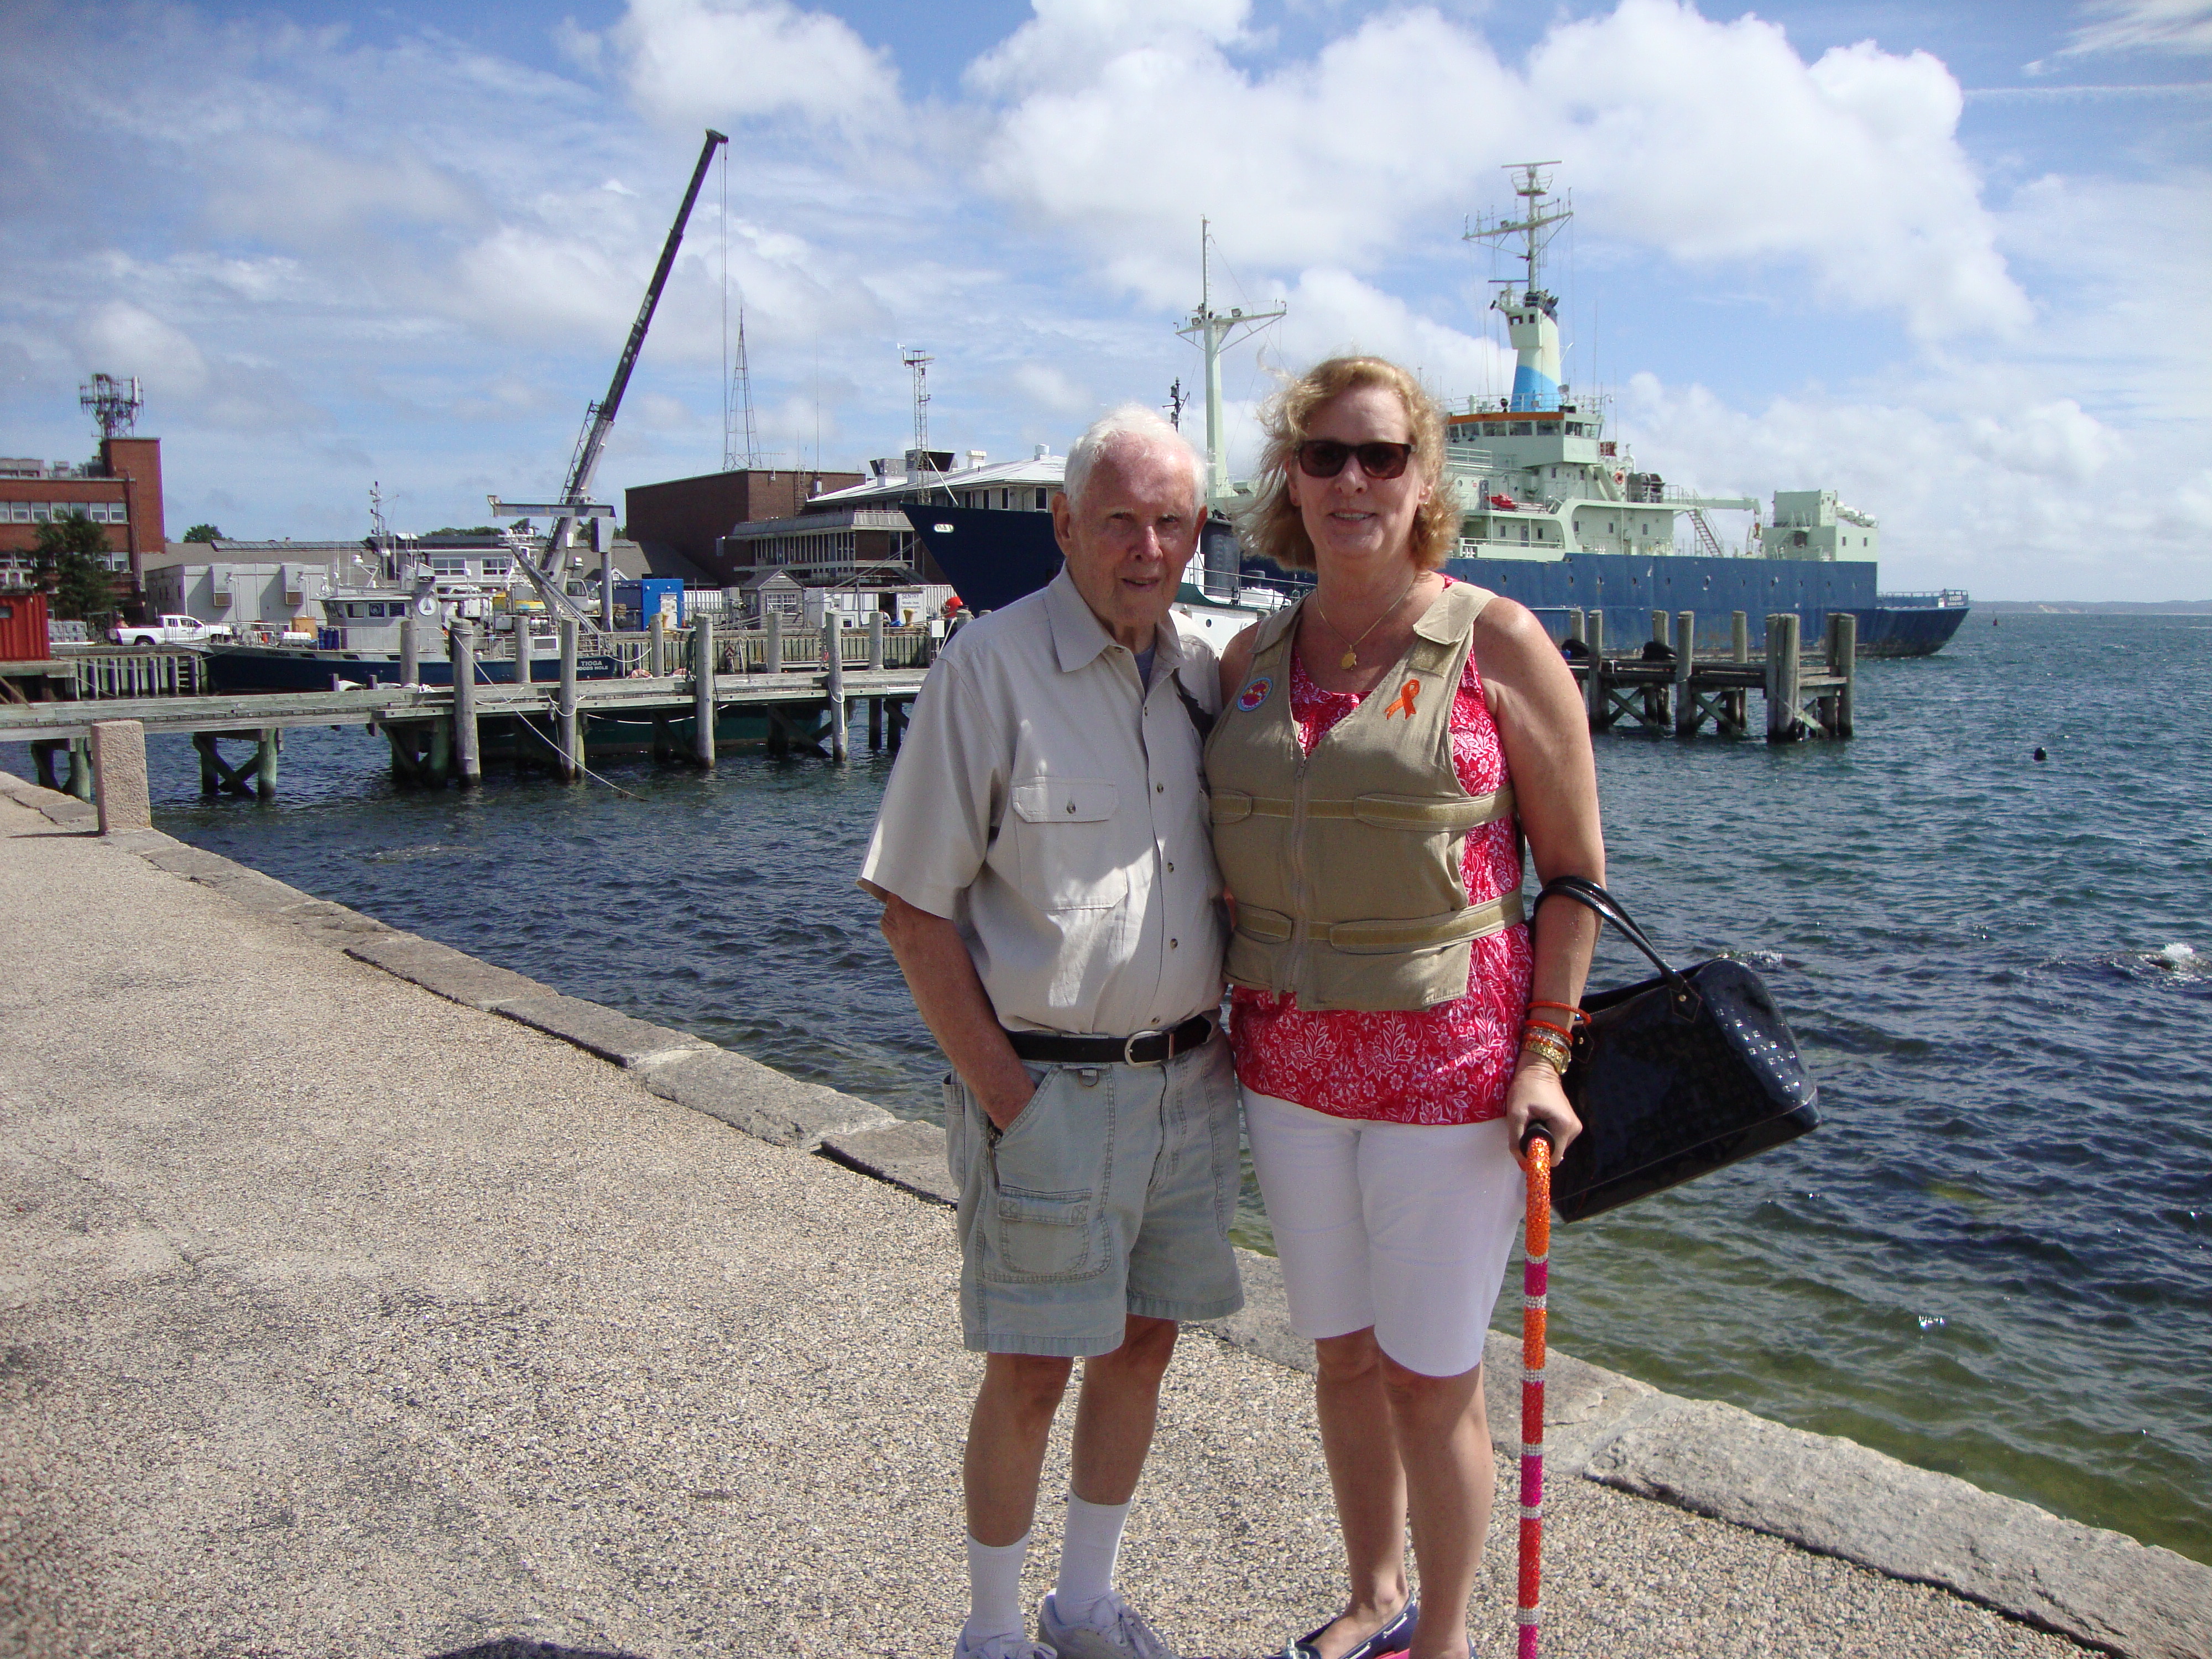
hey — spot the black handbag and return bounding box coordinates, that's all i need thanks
[1532,876,1820,1222]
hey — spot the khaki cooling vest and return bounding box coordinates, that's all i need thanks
[1204,582,1521,1013]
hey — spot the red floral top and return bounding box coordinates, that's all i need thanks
[1227,610,1531,1125]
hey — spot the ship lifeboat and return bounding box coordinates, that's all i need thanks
[1489,493,1517,509]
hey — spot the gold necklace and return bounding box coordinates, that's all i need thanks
[1314,573,1420,670]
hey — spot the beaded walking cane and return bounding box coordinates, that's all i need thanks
[1517,1127,1553,1659]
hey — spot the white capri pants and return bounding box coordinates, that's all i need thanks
[1243,1089,1526,1379]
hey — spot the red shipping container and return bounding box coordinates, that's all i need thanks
[0,588,53,660]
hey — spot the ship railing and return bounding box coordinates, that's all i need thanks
[1875,589,1972,609]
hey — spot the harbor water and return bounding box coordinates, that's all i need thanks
[130,612,2209,1567]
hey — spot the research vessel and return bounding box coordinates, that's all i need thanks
[911,170,1968,658]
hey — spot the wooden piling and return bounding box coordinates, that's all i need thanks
[1651,609,1669,648]
[1583,610,1605,732]
[825,619,849,764]
[1766,613,1801,743]
[765,611,782,675]
[693,617,717,766]
[867,610,885,672]
[558,618,582,782]
[1674,610,1697,736]
[1732,611,1749,662]
[254,730,278,800]
[1567,607,1585,645]
[452,625,482,785]
[400,613,419,686]
[886,698,906,752]
[648,613,667,678]
[1826,610,1857,739]
[868,697,883,751]
[194,732,219,794]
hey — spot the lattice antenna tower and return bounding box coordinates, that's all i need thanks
[727,302,763,470]
[901,346,933,455]
[81,373,143,440]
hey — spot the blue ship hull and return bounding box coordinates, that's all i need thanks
[908,507,1968,658]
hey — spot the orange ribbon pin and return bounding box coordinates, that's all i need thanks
[1384,677,1422,719]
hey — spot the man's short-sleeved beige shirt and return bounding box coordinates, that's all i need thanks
[858,567,1225,1037]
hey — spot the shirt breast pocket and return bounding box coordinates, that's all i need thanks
[1009,778,1128,912]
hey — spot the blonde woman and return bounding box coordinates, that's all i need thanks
[1207,358,1604,1659]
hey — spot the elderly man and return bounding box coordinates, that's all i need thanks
[859,405,1240,1659]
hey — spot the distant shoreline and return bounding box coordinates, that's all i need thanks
[1974,599,2212,614]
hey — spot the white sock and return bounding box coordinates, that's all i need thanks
[964,1531,1030,1648]
[1053,1493,1132,1625]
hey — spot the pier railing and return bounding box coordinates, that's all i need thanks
[62,648,205,700]
[574,622,935,676]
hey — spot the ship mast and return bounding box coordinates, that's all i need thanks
[1465,163,1571,411]
[1177,220,1285,510]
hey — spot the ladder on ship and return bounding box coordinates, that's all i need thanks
[1685,507,1726,559]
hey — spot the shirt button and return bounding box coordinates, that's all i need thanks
[1170,938,1180,949]
[1166,861,1175,873]
[1155,783,1164,794]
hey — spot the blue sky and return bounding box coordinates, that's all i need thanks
[2,0,2206,598]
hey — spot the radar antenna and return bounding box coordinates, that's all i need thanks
[1464,163,1572,412]
[80,373,143,439]
[1177,219,1285,509]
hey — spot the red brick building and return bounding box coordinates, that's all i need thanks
[0,436,167,581]
[625,465,861,585]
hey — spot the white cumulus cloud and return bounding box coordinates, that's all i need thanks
[75,302,209,395]
[608,0,900,132]
[971,0,2028,339]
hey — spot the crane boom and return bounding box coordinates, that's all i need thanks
[516,128,728,630]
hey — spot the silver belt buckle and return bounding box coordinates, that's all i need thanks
[1123,1026,1168,1066]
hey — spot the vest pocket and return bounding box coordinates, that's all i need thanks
[1010,778,1126,911]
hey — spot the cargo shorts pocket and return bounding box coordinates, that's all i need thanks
[985,1068,1112,1283]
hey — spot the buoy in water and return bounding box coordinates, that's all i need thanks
[2033,747,2047,761]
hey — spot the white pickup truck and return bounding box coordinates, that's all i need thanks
[111,615,234,648]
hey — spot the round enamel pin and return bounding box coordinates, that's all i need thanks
[1235,675,1273,713]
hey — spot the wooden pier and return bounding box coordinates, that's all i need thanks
[1563,608,1855,742]
[0,618,931,799]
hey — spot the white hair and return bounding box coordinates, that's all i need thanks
[1062,404,1206,519]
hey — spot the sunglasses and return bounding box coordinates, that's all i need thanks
[1295,439,1416,480]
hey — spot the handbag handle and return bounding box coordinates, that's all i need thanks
[1532,875,1700,1012]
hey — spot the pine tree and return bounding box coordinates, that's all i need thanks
[35,513,118,629]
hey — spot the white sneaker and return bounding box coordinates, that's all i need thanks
[952,1629,1056,1659]
[1037,1591,1178,1659]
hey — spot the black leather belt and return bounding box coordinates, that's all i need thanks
[1005,1014,1214,1067]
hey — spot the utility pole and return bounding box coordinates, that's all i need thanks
[1176,220,1284,509]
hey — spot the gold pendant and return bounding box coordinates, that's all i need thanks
[1340,649,1358,669]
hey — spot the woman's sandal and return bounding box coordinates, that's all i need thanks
[1282,1599,1418,1659]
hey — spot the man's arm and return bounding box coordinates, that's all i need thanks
[877,893,1036,1131]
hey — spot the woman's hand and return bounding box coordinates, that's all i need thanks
[1505,1057,1582,1169]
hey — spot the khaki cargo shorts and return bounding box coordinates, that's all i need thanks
[943,1032,1245,1358]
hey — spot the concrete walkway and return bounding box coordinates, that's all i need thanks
[0,778,2198,1659]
